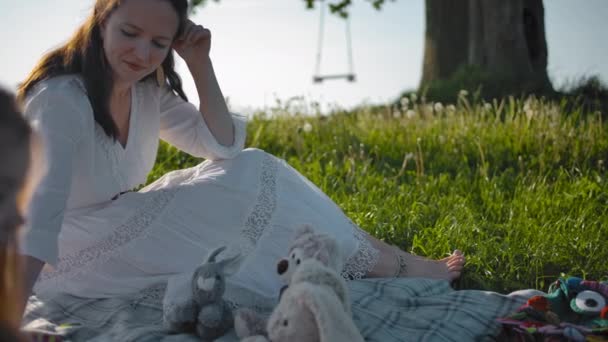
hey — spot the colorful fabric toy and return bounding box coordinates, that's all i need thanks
[497,277,608,341]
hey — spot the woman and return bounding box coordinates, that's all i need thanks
[0,87,44,341]
[17,0,465,303]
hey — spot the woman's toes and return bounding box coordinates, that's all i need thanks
[446,252,465,273]
[447,262,464,271]
[450,251,466,265]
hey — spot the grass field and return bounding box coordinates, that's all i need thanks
[147,94,607,293]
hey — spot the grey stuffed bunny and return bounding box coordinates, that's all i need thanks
[191,246,241,341]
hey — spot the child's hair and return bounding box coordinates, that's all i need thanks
[0,86,32,339]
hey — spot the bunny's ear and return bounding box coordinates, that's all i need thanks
[295,288,323,339]
[206,246,227,263]
[219,253,243,276]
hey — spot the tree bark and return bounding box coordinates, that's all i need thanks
[420,0,470,85]
[421,0,551,91]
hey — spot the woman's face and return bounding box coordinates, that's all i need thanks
[101,0,180,85]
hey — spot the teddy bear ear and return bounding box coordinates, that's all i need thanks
[322,236,344,270]
[294,224,315,239]
[313,248,330,266]
[322,235,338,253]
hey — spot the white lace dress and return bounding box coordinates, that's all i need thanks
[21,75,379,304]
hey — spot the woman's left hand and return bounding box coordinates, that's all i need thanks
[173,20,211,66]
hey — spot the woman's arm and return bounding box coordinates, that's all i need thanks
[174,20,234,147]
[187,58,234,147]
[159,21,245,160]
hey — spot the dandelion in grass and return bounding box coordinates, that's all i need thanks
[447,104,456,115]
[525,108,535,120]
[302,122,313,133]
[484,103,492,112]
[459,89,468,98]
[400,97,409,110]
[434,102,444,113]
[406,109,416,119]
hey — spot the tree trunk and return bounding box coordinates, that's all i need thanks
[420,0,470,85]
[421,0,551,91]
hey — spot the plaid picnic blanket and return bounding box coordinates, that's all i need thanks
[23,278,526,341]
[349,278,526,341]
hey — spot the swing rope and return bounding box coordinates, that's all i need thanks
[313,0,326,80]
[313,0,356,83]
[345,14,355,81]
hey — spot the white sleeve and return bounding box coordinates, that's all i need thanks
[158,86,246,160]
[18,85,84,266]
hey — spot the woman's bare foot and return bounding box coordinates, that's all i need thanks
[397,249,465,281]
[364,233,466,281]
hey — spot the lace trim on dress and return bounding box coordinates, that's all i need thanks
[341,221,380,280]
[130,282,167,309]
[38,189,177,283]
[241,154,278,245]
[238,152,378,281]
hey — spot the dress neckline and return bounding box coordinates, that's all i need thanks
[116,84,138,153]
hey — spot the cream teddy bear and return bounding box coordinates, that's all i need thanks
[235,224,342,340]
[240,259,363,342]
[276,224,343,284]
[236,225,362,342]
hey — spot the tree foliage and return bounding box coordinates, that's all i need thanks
[189,0,395,17]
[303,0,395,18]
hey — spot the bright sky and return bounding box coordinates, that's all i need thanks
[1,0,607,114]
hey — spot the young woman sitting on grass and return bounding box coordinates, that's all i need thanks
[17,0,465,305]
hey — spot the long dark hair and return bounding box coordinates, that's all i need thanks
[0,87,32,341]
[16,0,189,141]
